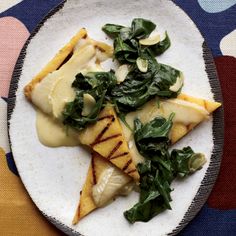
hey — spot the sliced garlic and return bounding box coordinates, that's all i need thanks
[139,34,160,46]
[188,153,207,172]
[82,93,96,116]
[169,72,184,92]
[115,64,129,83]
[136,57,148,73]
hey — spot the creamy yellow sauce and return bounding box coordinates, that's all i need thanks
[33,38,108,147]
[36,109,80,147]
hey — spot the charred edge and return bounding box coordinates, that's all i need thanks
[122,159,132,172]
[91,156,97,185]
[82,31,88,39]
[127,169,136,174]
[95,45,106,53]
[203,99,207,110]
[98,115,115,121]
[110,152,129,160]
[77,204,81,219]
[186,124,191,131]
[107,141,123,160]
[91,117,115,146]
[57,51,73,70]
[95,134,122,145]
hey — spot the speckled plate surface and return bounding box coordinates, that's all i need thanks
[8,0,224,235]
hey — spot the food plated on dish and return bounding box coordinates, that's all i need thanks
[24,18,221,225]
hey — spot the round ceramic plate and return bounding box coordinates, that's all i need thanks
[8,0,224,235]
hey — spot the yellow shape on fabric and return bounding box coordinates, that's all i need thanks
[0,147,64,235]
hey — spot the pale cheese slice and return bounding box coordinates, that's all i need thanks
[31,44,97,119]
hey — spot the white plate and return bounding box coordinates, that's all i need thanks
[8,0,224,235]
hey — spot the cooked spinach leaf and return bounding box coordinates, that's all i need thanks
[150,31,171,56]
[102,18,170,65]
[131,18,156,39]
[171,147,207,177]
[111,52,181,112]
[124,116,206,223]
[62,71,116,130]
[114,35,138,64]
[102,23,125,38]
[102,18,182,113]
[134,114,174,157]
[102,18,156,41]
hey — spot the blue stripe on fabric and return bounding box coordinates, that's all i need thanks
[0,0,63,32]
[174,0,236,57]
[6,152,19,176]
[179,204,236,236]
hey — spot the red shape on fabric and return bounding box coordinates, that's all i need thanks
[207,56,236,209]
[0,17,29,97]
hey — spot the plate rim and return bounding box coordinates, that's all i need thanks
[7,0,224,235]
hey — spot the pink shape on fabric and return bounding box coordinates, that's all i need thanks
[0,17,29,97]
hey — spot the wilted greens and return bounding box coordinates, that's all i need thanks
[63,18,182,129]
[60,18,206,225]
[124,116,206,223]
[62,71,116,130]
[111,58,182,113]
[103,18,181,113]
[102,18,171,63]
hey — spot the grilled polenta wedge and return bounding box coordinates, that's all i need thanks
[24,28,113,101]
[24,28,87,100]
[79,105,140,181]
[171,93,221,143]
[122,95,221,148]
[24,29,113,121]
[73,152,131,224]
[73,94,221,224]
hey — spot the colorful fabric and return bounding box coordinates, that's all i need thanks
[0,0,235,235]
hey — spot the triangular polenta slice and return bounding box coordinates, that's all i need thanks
[24,28,113,101]
[171,93,221,143]
[79,105,140,182]
[73,94,221,224]
[24,28,88,100]
[72,152,131,224]
[122,94,221,148]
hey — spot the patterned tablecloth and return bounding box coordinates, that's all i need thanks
[0,1,235,235]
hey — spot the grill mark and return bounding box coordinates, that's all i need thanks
[94,134,122,146]
[98,115,115,121]
[82,31,88,39]
[127,169,136,174]
[107,141,123,160]
[203,99,207,110]
[122,159,132,172]
[78,205,81,218]
[57,51,73,69]
[91,115,116,146]
[95,45,106,53]
[91,118,115,147]
[91,156,97,185]
[186,124,191,131]
[109,152,129,160]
